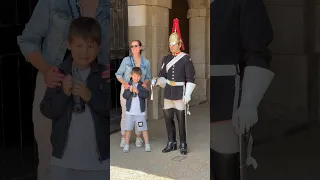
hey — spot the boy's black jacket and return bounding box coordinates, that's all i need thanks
[40,56,110,161]
[122,80,148,113]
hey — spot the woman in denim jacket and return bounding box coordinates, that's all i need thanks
[16,0,109,180]
[115,40,151,148]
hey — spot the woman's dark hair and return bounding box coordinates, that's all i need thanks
[131,40,143,54]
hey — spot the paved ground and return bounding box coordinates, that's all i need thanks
[110,102,210,180]
[248,126,320,180]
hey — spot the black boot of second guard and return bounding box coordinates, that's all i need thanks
[162,108,177,153]
[211,148,240,180]
[175,109,187,155]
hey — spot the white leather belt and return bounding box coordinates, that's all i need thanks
[210,65,239,76]
[166,80,185,86]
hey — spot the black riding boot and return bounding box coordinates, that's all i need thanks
[211,148,240,180]
[175,109,187,155]
[162,108,177,153]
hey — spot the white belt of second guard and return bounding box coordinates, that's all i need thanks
[210,64,239,76]
[166,80,185,86]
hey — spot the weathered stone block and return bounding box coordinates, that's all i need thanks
[189,17,207,64]
[151,6,169,27]
[151,26,168,47]
[193,63,206,79]
[192,78,207,101]
[128,26,147,46]
[128,5,147,26]
[266,6,305,54]
[260,55,308,124]
[252,55,308,141]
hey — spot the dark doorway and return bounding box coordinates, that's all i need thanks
[0,0,39,179]
[109,0,129,133]
[169,0,189,54]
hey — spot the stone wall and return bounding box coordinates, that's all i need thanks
[252,0,317,141]
[128,0,171,120]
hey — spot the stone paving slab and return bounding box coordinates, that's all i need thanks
[248,127,320,180]
[110,103,210,180]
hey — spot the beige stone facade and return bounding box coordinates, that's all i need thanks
[127,0,210,120]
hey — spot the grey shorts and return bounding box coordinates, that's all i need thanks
[123,114,148,131]
[47,165,109,180]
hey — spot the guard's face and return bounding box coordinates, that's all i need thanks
[169,42,180,54]
[67,37,99,67]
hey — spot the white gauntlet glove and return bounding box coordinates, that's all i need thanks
[232,66,274,134]
[183,82,196,104]
[155,77,167,88]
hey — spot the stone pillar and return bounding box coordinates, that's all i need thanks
[128,0,172,120]
[187,0,210,102]
[252,0,309,141]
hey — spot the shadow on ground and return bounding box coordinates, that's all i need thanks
[248,126,320,180]
[110,103,210,180]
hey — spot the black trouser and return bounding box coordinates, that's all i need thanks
[163,108,187,144]
[211,148,240,180]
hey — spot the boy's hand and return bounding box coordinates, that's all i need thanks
[133,87,139,94]
[62,75,73,96]
[130,85,133,92]
[72,82,91,102]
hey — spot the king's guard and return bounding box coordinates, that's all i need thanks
[151,18,196,155]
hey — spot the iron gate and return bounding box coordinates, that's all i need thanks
[109,0,129,133]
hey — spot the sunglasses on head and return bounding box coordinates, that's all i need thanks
[130,45,140,48]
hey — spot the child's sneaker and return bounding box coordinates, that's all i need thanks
[120,137,125,148]
[123,144,130,153]
[145,144,151,152]
[135,137,143,147]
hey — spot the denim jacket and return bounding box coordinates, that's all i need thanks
[115,56,151,83]
[17,0,109,66]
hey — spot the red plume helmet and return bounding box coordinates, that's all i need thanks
[170,18,185,51]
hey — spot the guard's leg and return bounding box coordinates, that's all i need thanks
[173,100,187,155]
[162,99,177,153]
[211,120,240,180]
[33,74,52,180]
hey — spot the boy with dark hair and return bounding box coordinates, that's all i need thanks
[40,17,110,180]
[122,67,151,152]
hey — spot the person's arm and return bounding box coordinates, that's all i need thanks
[240,0,273,69]
[122,89,132,100]
[159,56,167,78]
[17,0,50,74]
[236,0,275,131]
[87,67,110,117]
[40,87,72,120]
[185,56,196,84]
[184,56,196,99]
[155,56,168,88]
[143,60,151,85]
[115,57,129,84]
